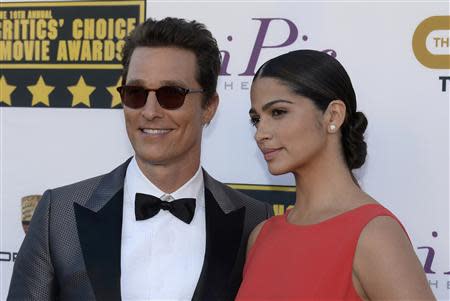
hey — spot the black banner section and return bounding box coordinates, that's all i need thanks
[228,184,296,215]
[0,1,145,108]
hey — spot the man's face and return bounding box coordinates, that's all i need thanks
[123,47,217,169]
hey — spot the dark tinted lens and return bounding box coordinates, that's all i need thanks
[156,86,187,109]
[122,86,147,109]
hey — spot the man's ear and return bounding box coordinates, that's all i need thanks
[324,99,346,133]
[202,93,219,125]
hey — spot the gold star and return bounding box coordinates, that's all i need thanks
[106,76,123,108]
[27,76,54,106]
[68,76,95,107]
[0,76,16,106]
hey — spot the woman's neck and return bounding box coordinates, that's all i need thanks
[289,154,370,224]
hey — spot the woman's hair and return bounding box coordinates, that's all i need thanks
[254,49,367,170]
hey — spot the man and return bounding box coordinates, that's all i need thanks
[8,18,272,301]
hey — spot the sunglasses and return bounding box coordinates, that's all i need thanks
[116,85,204,110]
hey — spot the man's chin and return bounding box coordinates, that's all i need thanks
[134,153,169,166]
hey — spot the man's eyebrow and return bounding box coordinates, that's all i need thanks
[160,80,188,87]
[125,79,146,86]
[261,100,293,111]
[124,79,189,87]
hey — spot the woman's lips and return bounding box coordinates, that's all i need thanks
[261,148,282,161]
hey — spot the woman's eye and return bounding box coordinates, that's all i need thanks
[272,109,287,117]
[249,116,260,127]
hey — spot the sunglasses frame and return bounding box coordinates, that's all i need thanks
[116,85,204,110]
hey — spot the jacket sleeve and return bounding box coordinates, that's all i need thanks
[266,202,274,218]
[7,189,57,300]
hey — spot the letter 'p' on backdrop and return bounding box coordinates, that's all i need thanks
[0,1,449,299]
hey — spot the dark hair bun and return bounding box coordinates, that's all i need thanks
[254,50,369,171]
[342,111,368,170]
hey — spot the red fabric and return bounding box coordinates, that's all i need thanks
[236,204,404,300]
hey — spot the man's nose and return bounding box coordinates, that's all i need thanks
[141,91,164,119]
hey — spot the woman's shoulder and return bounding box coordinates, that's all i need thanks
[246,214,282,254]
[352,211,434,299]
[340,195,402,229]
[340,194,410,257]
[357,210,409,248]
[247,217,274,247]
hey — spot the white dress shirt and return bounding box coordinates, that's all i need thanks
[121,157,206,301]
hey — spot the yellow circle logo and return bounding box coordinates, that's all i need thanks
[412,16,450,69]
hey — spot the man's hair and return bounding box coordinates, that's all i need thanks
[121,17,221,107]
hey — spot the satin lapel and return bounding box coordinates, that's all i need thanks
[192,188,246,301]
[74,189,123,301]
[74,158,131,301]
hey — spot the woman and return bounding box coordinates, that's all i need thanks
[236,50,434,300]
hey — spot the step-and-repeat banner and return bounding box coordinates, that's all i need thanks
[1,1,449,299]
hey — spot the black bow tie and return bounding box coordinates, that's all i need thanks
[134,193,196,224]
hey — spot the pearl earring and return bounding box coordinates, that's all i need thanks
[329,124,336,132]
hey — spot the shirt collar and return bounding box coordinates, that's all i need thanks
[124,157,204,207]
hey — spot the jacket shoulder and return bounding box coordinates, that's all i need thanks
[49,173,104,203]
[203,170,273,217]
[48,159,130,206]
[221,183,265,207]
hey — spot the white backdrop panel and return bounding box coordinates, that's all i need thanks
[1,1,449,300]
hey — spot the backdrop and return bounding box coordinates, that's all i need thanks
[1,1,449,300]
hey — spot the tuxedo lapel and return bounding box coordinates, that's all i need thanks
[74,158,131,301]
[74,190,123,301]
[193,172,246,300]
[74,163,246,301]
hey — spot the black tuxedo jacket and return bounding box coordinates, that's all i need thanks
[8,159,272,301]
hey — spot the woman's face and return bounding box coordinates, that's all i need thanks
[249,77,328,175]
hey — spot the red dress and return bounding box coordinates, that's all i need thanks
[236,204,405,300]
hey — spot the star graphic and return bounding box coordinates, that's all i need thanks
[68,76,95,107]
[106,76,123,108]
[0,76,16,106]
[27,76,55,106]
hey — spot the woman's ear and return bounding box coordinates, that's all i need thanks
[324,100,346,133]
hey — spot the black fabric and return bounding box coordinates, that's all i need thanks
[7,158,272,301]
[74,189,124,301]
[134,193,196,224]
[192,188,246,301]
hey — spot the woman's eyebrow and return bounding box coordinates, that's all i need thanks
[261,99,293,111]
[249,100,293,115]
